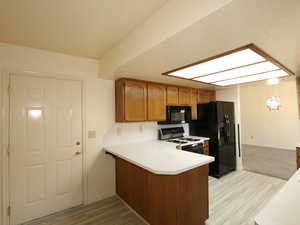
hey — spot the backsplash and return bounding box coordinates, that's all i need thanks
[103,122,189,147]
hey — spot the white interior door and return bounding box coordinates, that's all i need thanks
[9,75,83,225]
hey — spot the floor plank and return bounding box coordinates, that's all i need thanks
[23,170,285,225]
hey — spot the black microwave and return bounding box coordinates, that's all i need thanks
[159,106,192,124]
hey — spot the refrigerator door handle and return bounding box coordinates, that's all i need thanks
[237,124,241,157]
[217,126,221,144]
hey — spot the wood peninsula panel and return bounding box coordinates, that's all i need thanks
[177,165,209,224]
[166,86,179,105]
[116,158,149,220]
[179,87,191,105]
[115,157,209,225]
[147,83,166,121]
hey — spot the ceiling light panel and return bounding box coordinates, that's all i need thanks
[213,70,288,86]
[193,61,279,83]
[169,49,266,79]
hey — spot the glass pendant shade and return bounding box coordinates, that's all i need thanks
[266,96,281,110]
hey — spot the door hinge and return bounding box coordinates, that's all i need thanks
[7,206,11,217]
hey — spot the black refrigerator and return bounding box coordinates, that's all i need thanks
[189,101,236,178]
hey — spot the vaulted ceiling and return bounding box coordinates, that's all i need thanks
[116,0,300,88]
[0,0,299,90]
[0,0,168,59]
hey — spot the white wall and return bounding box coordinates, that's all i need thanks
[240,77,299,150]
[0,42,98,79]
[0,69,3,225]
[216,87,242,170]
[104,122,189,147]
[98,0,234,78]
[84,79,116,202]
[0,43,117,225]
[0,43,193,219]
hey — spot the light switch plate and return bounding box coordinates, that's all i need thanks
[88,130,96,139]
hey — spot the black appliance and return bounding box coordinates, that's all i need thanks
[158,106,191,124]
[189,101,236,178]
[181,143,204,154]
[158,127,203,154]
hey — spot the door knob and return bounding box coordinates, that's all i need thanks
[75,151,81,156]
[76,141,80,146]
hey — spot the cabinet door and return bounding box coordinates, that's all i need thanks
[297,147,300,169]
[198,90,216,104]
[203,140,209,155]
[147,83,166,121]
[179,87,191,105]
[166,86,179,105]
[191,88,198,120]
[124,80,147,121]
[207,90,216,102]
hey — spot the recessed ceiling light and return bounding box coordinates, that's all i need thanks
[213,70,288,86]
[163,44,294,86]
[193,61,279,83]
[169,49,265,79]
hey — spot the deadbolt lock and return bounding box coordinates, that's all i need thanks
[76,141,80,146]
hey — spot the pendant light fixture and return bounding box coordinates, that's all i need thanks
[266,78,281,110]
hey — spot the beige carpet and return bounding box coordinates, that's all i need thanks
[242,144,297,180]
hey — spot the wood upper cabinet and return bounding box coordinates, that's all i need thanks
[147,83,166,121]
[166,86,179,105]
[179,87,191,105]
[296,147,300,169]
[203,140,209,155]
[198,90,216,104]
[191,88,198,120]
[116,79,147,122]
[115,78,216,122]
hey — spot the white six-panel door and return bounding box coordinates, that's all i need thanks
[9,75,83,225]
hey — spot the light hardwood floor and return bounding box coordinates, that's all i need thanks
[23,170,285,225]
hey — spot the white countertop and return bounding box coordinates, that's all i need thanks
[255,169,300,225]
[104,140,214,175]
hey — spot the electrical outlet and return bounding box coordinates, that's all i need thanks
[139,125,144,133]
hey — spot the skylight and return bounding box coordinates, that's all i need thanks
[163,44,294,86]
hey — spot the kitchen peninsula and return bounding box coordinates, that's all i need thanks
[105,140,214,225]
